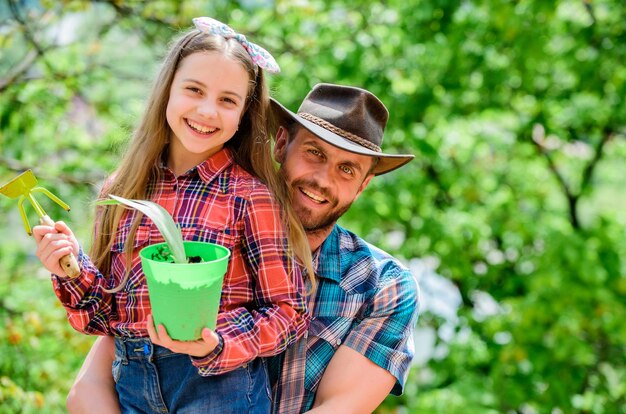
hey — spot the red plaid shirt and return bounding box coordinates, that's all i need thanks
[52,148,308,375]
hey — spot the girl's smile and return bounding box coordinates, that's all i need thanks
[186,118,218,135]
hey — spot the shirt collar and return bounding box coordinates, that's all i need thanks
[314,225,342,283]
[159,146,234,184]
[196,147,234,184]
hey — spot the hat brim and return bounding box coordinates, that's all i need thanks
[270,98,414,175]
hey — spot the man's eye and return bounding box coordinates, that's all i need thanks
[340,165,354,175]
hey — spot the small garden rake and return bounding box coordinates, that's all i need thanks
[0,169,80,278]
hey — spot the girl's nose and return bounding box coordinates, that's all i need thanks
[197,100,217,117]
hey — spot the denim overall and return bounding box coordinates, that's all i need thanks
[113,337,271,413]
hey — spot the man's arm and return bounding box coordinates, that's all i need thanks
[306,257,420,414]
[66,336,120,414]
[306,345,396,414]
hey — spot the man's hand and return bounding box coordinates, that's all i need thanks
[306,345,396,414]
[146,314,220,358]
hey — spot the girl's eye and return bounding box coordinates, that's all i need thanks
[187,87,201,94]
[219,96,240,107]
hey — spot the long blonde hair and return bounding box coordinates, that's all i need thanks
[91,27,314,292]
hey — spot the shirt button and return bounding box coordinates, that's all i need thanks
[304,331,309,339]
[335,339,341,346]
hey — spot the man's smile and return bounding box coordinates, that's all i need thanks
[299,187,327,204]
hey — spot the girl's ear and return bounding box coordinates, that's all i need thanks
[274,126,288,163]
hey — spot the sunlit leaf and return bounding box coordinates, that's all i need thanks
[97,195,186,263]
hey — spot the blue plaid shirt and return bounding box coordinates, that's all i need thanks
[270,224,420,413]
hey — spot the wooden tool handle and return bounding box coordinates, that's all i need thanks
[40,215,81,279]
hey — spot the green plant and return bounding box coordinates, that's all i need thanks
[97,195,186,263]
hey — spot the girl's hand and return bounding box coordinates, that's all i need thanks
[32,220,80,276]
[146,314,220,358]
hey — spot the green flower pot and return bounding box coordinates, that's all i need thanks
[139,241,230,341]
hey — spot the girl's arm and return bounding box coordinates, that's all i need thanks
[242,188,310,357]
[177,187,308,376]
[33,221,114,335]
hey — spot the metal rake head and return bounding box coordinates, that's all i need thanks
[0,170,71,235]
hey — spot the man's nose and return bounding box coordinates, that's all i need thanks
[312,165,333,187]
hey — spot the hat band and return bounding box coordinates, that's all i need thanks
[298,112,381,153]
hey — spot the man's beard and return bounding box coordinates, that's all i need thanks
[289,177,353,233]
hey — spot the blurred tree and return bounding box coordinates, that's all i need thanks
[0,0,624,412]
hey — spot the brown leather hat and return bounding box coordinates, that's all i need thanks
[271,83,414,175]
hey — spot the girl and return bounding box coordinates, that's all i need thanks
[34,17,312,413]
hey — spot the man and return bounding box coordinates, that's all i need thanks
[67,83,419,413]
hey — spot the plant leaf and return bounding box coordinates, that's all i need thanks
[96,195,186,263]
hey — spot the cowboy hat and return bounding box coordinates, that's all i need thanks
[271,83,414,175]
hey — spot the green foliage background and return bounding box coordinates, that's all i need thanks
[1,0,625,412]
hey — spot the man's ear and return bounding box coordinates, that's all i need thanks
[354,173,374,202]
[274,126,288,163]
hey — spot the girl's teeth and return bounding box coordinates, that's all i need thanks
[188,120,216,133]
